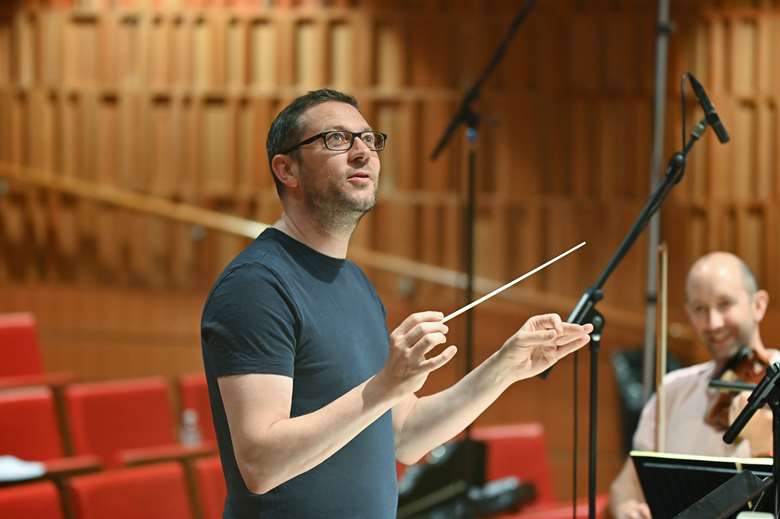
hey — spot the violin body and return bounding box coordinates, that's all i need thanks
[705,346,770,431]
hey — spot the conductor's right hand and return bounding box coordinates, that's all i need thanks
[376,311,457,399]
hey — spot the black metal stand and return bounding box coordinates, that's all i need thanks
[543,117,711,518]
[429,0,537,437]
[465,126,478,425]
[678,363,780,517]
[723,362,780,517]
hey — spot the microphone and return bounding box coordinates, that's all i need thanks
[687,73,730,143]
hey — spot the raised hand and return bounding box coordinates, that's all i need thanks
[499,313,593,381]
[376,311,458,399]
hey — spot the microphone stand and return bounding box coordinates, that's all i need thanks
[429,0,536,437]
[554,116,712,518]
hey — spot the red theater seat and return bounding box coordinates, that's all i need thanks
[0,386,101,482]
[0,386,64,461]
[472,423,555,504]
[472,423,607,519]
[0,481,64,519]
[67,462,193,519]
[0,313,43,377]
[193,456,226,519]
[64,377,213,469]
[178,373,216,442]
[0,313,76,390]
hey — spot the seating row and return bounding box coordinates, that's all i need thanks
[0,458,225,519]
[0,376,215,470]
[1,311,606,518]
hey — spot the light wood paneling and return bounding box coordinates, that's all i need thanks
[3,0,780,501]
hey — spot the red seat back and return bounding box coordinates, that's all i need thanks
[0,386,64,460]
[64,377,177,467]
[193,456,226,519]
[68,462,193,519]
[178,373,215,441]
[0,313,44,377]
[472,423,555,505]
[0,481,63,519]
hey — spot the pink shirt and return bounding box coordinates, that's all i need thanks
[632,352,779,456]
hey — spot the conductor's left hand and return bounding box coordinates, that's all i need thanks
[498,313,593,381]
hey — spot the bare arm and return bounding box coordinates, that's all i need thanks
[393,314,592,464]
[219,311,456,494]
[609,458,651,519]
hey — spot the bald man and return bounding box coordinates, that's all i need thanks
[608,252,777,519]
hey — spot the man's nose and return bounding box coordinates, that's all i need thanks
[706,308,724,329]
[348,137,371,162]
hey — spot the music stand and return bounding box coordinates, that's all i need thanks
[631,451,774,518]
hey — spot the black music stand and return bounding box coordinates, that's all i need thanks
[631,451,773,518]
[672,362,780,517]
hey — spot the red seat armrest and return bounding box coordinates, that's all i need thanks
[0,372,78,390]
[120,442,217,466]
[43,455,102,479]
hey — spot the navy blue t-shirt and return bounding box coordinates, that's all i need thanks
[200,228,397,519]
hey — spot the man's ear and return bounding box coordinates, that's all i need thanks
[271,154,299,189]
[753,289,769,323]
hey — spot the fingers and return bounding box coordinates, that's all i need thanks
[393,311,444,336]
[555,322,593,337]
[515,323,592,347]
[552,334,591,358]
[391,312,449,357]
[420,345,458,372]
[410,330,448,357]
[548,314,564,335]
[525,313,564,334]
[549,323,591,348]
[522,328,560,343]
[405,321,448,349]
[579,322,594,334]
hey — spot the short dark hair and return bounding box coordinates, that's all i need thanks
[266,89,359,196]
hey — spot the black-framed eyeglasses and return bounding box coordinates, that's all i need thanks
[280,130,388,154]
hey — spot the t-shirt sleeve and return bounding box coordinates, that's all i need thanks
[201,264,298,378]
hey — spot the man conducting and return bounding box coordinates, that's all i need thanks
[609,251,777,519]
[201,89,593,518]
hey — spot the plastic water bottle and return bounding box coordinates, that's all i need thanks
[179,408,203,446]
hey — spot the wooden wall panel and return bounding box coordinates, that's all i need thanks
[235,97,271,197]
[248,19,276,89]
[373,18,405,89]
[3,0,780,500]
[200,99,233,196]
[0,14,11,85]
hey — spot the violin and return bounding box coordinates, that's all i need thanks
[705,345,771,431]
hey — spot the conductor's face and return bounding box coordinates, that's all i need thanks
[685,256,763,363]
[293,101,381,217]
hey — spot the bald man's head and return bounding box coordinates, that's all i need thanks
[684,252,768,365]
[686,252,757,300]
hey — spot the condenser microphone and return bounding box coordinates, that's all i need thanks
[687,73,730,144]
